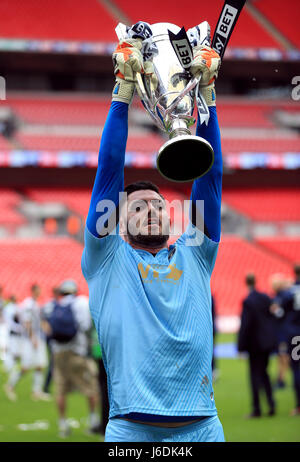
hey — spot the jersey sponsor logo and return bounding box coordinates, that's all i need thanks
[138,262,183,284]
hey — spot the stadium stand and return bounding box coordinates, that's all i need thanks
[0,237,87,302]
[0,207,26,227]
[25,187,92,219]
[0,0,288,49]
[0,185,298,318]
[222,188,300,221]
[0,189,25,227]
[4,95,111,126]
[16,134,100,151]
[256,237,300,264]
[113,0,283,48]
[0,0,117,42]
[3,94,298,158]
[211,235,294,316]
[255,0,300,49]
[6,95,295,128]
[221,137,300,153]
[0,135,13,150]
[16,133,164,153]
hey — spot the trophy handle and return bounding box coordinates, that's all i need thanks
[135,74,166,130]
[164,75,200,116]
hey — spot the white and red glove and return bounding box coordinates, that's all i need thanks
[112,38,143,104]
[190,45,221,106]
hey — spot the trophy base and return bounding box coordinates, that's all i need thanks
[156,135,214,182]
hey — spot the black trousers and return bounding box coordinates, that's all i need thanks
[249,352,275,414]
[97,358,109,433]
[43,341,53,393]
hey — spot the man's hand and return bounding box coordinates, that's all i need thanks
[112,38,143,105]
[190,45,221,107]
[41,320,52,337]
[32,335,38,350]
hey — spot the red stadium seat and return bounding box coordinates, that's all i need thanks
[211,235,293,316]
[16,133,165,153]
[256,237,300,264]
[255,0,300,49]
[222,137,300,153]
[0,0,117,42]
[5,95,111,126]
[0,135,13,150]
[0,237,88,302]
[25,188,92,220]
[16,134,100,152]
[114,0,283,49]
[0,189,25,226]
[217,102,275,128]
[222,188,300,221]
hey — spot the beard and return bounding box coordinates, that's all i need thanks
[126,225,169,248]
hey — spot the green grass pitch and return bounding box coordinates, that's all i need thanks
[0,334,299,442]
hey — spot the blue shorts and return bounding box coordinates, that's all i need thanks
[105,415,225,442]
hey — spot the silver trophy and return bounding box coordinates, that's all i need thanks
[116,21,214,182]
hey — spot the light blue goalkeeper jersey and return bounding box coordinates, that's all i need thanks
[82,222,218,418]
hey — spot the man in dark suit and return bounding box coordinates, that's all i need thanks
[274,265,300,416]
[238,273,277,418]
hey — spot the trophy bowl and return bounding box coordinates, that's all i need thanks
[157,134,214,182]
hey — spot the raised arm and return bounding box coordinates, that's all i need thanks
[190,45,222,242]
[191,106,222,242]
[86,101,128,237]
[86,38,144,238]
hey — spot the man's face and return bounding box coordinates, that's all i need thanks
[32,286,41,299]
[120,189,170,248]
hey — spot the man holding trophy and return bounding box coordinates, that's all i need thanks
[82,20,224,442]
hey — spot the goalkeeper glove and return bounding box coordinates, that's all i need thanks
[112,38,143,105]
[190,45,221,106]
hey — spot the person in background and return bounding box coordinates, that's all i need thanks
[90,325,109,435]
[287,264,300,416]
[0,286,7,361]
[270,274,293,390]
[42,286,60,394]
[238,273,277,418]
[42,280,100,438]
[272,265,300,416]
[12,284,50,401]
[3,295,23,401]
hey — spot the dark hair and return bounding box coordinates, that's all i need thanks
[124,181,164,200]
[245,273,256,287]
[31,284,40,292]
[294,263,300,278]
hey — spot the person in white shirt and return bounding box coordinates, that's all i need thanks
[3,295,23,401]
[5,285,49,401]
[42,280,100,438]
[0,286,6,361]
